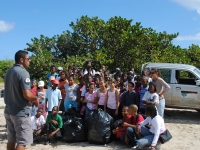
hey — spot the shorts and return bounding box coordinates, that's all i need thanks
[64,100,78,112]
[4,113,33,146]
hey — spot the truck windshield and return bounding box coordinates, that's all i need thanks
[193,68,200,77]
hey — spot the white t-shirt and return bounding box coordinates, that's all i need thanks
[142,91,159,104]
[140,115,166,146]
[83,69,96,76]
[31,115,46,130]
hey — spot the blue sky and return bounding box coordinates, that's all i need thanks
[1,0,200,60]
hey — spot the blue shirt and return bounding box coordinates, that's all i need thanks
[140,85,149,109]
[46,87,62,111]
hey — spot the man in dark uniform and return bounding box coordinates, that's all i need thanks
[4,50,39,150]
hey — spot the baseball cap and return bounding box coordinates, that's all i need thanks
[32,79,36,82]
[95,71,101,75]
[57,66,63,71]
[53,79,59,85]
[38,81,45,87]
[116,68,120,71]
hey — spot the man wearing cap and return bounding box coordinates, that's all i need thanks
[45,80,62,114]
[4,50,39,150]
[56,66,63,81]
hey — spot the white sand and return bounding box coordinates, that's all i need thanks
[0,98,199,149]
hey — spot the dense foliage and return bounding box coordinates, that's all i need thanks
[1,16,200,81]
[0,60,14,79]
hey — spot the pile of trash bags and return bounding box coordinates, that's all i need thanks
[62,108,113,144]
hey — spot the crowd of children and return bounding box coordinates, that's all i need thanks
[29,61,170,149]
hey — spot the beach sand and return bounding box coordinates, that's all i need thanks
[0,99,199,150]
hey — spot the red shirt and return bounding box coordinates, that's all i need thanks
[30,87,37,96]
[116,115,132,138]
[116,114,144,138]
[132,114,144,125]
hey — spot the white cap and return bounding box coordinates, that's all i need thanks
[95,71,100,75]
[58,66,63,71]
[38,81,45,87]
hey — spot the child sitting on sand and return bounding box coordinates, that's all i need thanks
[44,106,63,145]
[31,108,46,141]
[120,105,144,147]
[112,106,132,138]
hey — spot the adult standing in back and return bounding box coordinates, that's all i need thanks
[46,65,58,87]
[4,50,39,150]
[150,68,170,118]
[83,60,95,76]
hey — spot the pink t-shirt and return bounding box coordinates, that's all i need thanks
[85,91,97,110]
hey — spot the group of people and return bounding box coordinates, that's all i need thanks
[4,50,170,150]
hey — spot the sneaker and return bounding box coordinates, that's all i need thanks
[131,145,138,149]
[44,139,51,145]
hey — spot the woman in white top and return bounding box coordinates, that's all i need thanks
[134,105,166,150]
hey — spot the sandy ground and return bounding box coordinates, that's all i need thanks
[0,97,199,150]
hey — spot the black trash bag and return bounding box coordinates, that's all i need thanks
[63,117,86,142]
[62,108,80,123]
[113,119,122,128]
[87,108,114,144]
[84,110,95,129]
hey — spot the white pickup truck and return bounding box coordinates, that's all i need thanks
[142,63,200,111]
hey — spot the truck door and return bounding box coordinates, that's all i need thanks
[172,70,200,108]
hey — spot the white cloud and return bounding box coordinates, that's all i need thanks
[176,33,200,41]
[173,0,200,14]
[0,20,14,33]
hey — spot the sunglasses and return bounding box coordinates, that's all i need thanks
[24,57,31,61]
[150,72,155,74]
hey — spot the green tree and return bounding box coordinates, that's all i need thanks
[0,60,14,80]
[27,50,53,81]
[25,15,187,77]
[186,44,200,69]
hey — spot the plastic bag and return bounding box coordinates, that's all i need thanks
[63,117,86,142]
[87,108,113,144]
[62,108,80,123]
[113,119,122,128]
